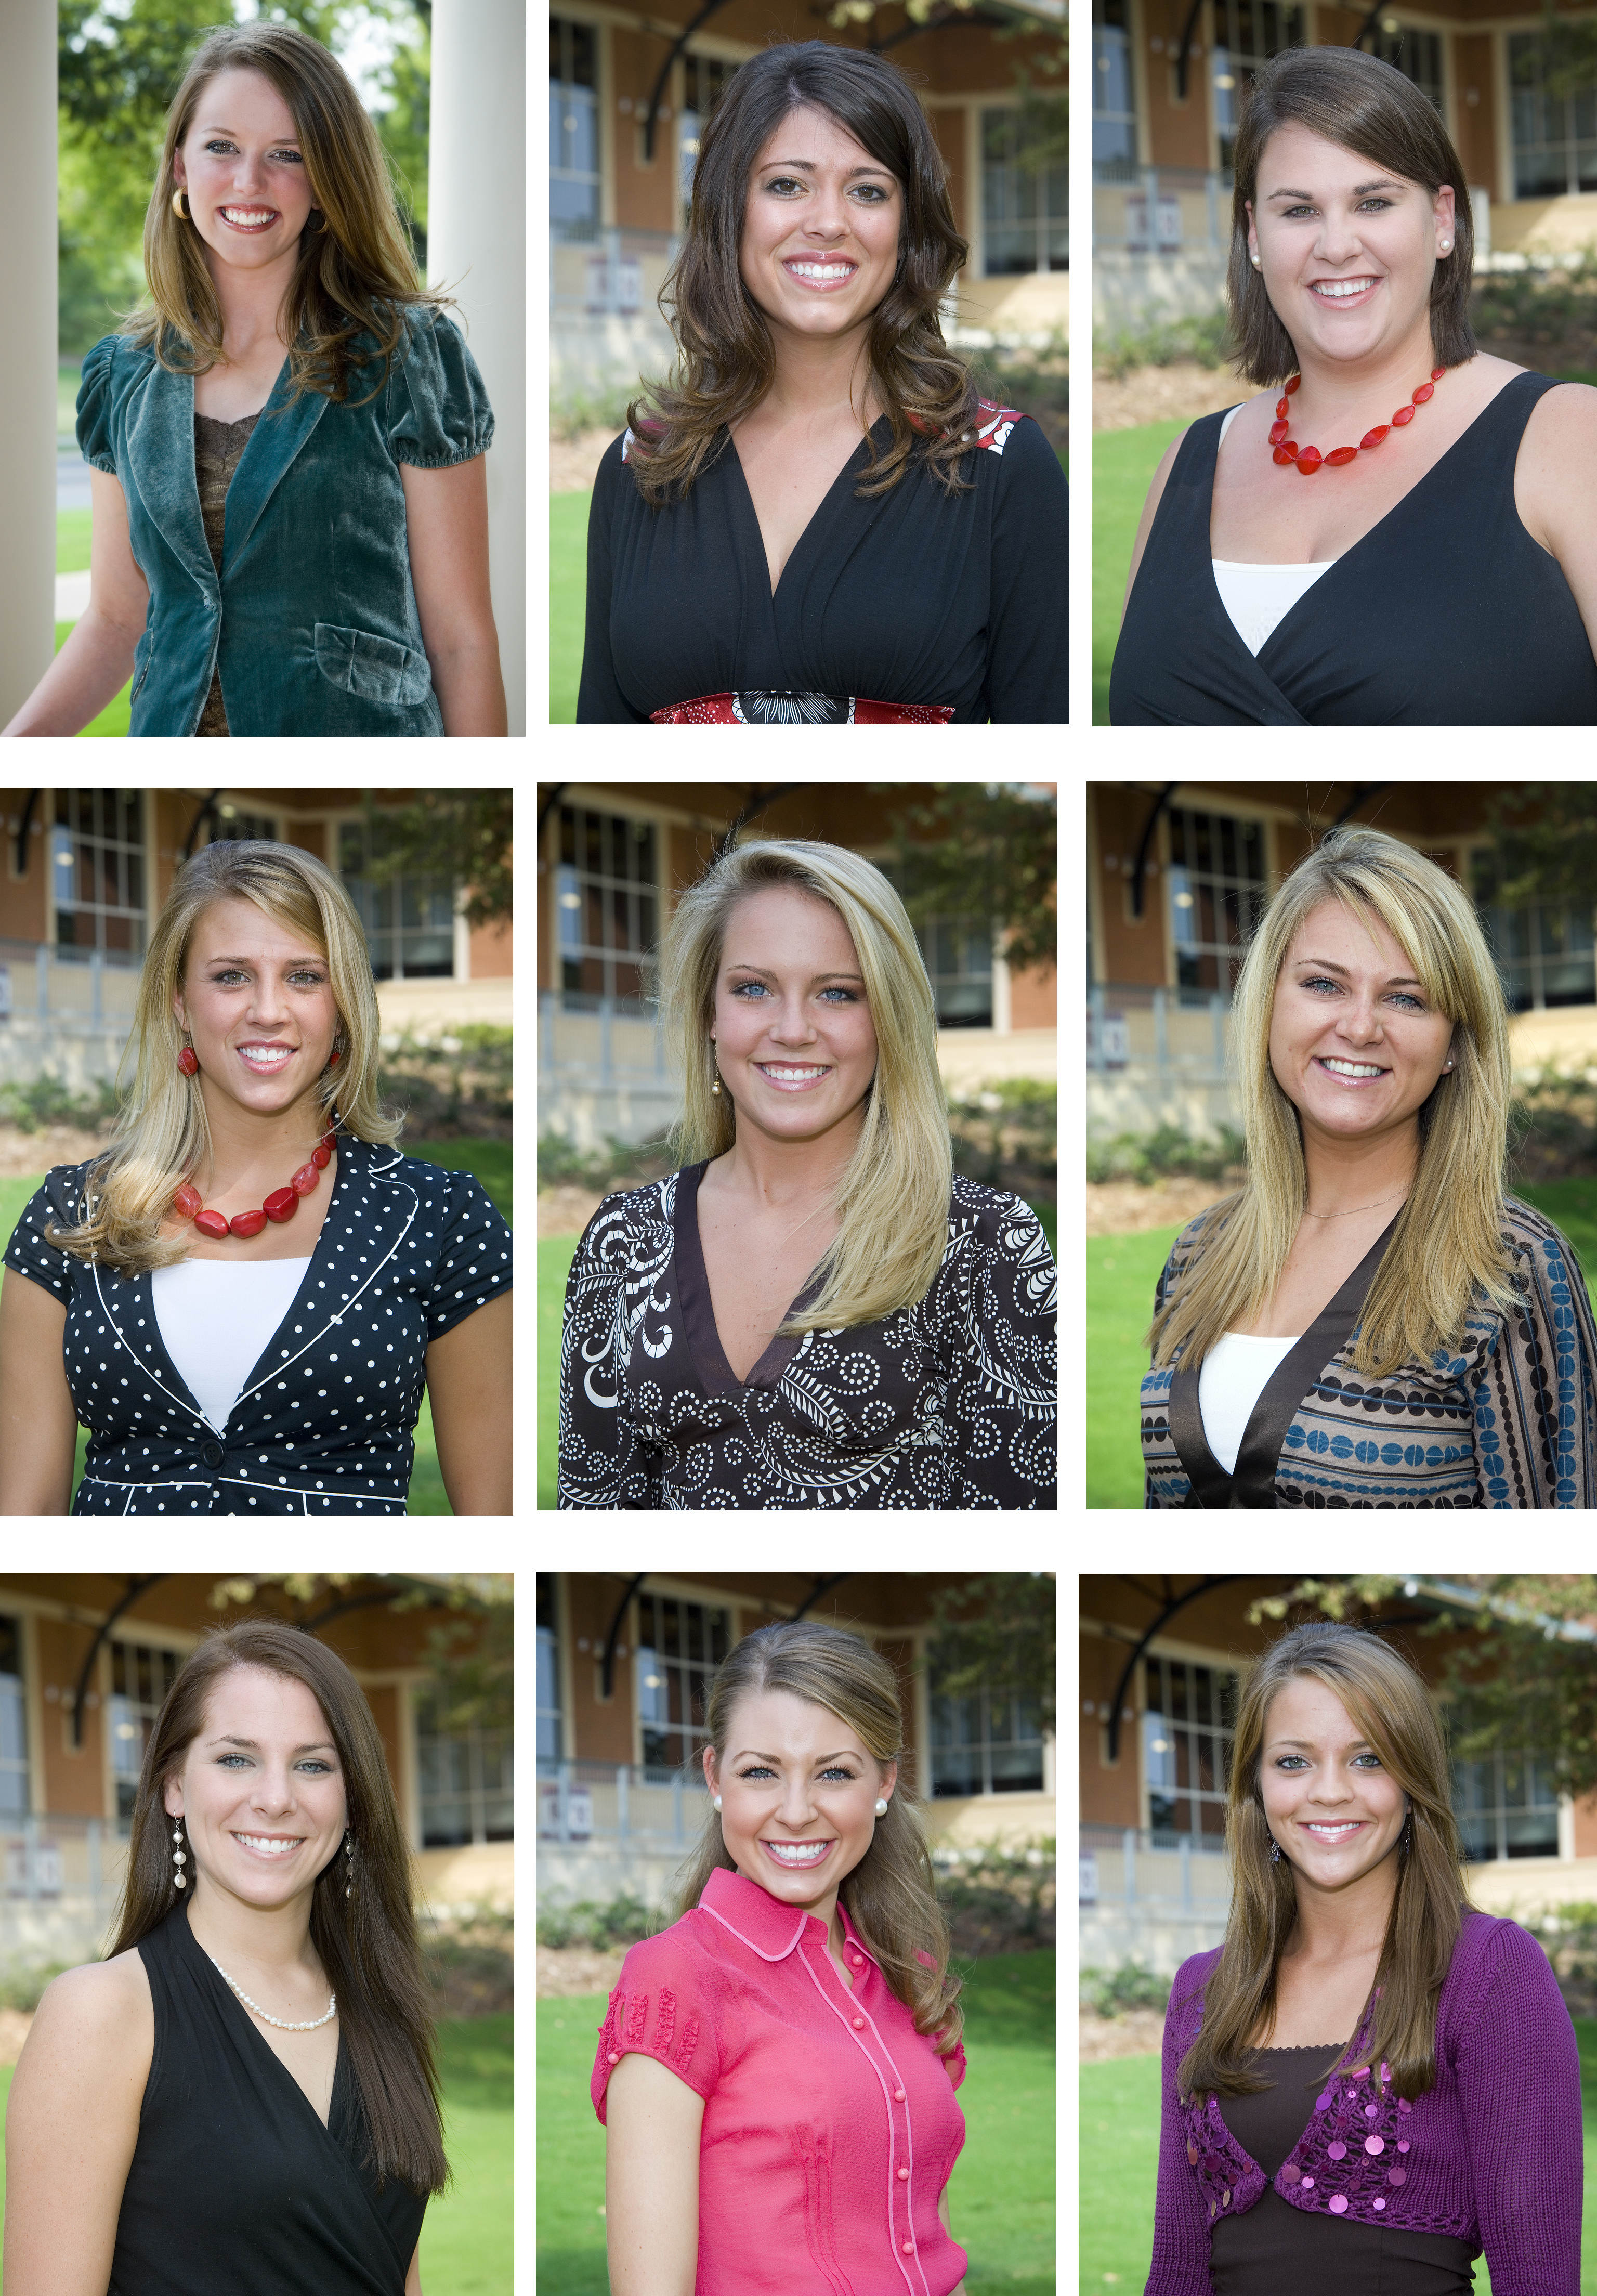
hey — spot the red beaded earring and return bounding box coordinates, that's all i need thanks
[178,1043,199,1076]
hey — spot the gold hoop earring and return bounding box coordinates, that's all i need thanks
[172,187,191,221]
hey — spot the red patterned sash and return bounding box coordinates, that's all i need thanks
[650,693,953,725]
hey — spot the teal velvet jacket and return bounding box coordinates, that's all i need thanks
[76,307,493,738]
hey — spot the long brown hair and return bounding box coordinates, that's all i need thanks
[1180,1620,1472,2106]
[108,1620,447,2195]
[674,1620,963,2054]
[126,22,455,406]
[626,41,980,505]
[1227,46,1476,387]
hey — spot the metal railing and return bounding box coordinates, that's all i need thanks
[551,223,680,319]
[539,989,674,1092]
[1094,163,1226,254]
[1088,982,1234,1080]
[1079,1822,1233,1909]
[0,941,142,1033]
[537,1758,710,1846]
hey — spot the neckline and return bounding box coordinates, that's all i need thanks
[175,1900,344,2134]
[727,414,891,602]
[675,1158,821,1394]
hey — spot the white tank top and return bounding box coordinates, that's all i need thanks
[151,1258,313,1435]
[1197,1330,1303,1476]
[1212,404,1337,655]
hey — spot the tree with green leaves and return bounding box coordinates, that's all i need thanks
[1481,784,1597,918]
[879,784,1056,976]
[358,790,512,928]
[922,1573,1055,1733]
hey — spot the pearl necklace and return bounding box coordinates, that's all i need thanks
[208,1953,337,2031]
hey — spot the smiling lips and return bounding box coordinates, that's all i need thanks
[219,206,280,233]
[754,1061,832,1092]
[1299,1820,1367,1843]
[762,1838,835,1867]
[781,256,858,293]
[1314,1055,1390,1088]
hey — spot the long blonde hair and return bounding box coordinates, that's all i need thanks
[1147,827,1522,1380]
[1180,1620,1471,2104]
[125,22,454,406]
[675,1620,962,2053]
[47,841,402,1279]
[654,839,952,1333]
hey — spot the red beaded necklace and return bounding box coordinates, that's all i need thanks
[173,1127,339,1240]
[1269,365,1447,474]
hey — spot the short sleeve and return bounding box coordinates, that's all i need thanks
[576,435,650,724]
[387,310,495,468]
[2,1167,89,1302]
[940,2038,967,2090]
[420,1166,512,1342]
[981,414,1068,725]
[591,1926,721,2124]
[558,1186,665,1508]
[76,336,120,474]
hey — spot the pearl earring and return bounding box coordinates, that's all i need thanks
[1250,253,1261,268]
[710,1042,722,1097]
[172,1818,188,1888]
[874,1798,888,1817]
[1438,239,1451,251]
[713,1794,723,1811]
[344,1830,355,1900]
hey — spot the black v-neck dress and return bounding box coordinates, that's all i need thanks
[576,412,1068,724]
[111,1903,426,2294]
[1110,371,1597,725]
[557,1160,1057,1508]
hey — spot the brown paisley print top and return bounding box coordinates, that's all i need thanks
[193,410,260,737]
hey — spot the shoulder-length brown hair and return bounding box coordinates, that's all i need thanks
[1180,1620,1472,2106]
[125,21,455,406]
[674,1620,963,2054]
[1227,45,1476,386]
[108,1620,447,2194]
[626,41,980,505]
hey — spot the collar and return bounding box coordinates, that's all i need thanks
[698,1864,879,1972]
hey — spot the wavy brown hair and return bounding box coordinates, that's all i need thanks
[1227,46,1476,387]
[626,41,980,505]
[1179,1620,1472,2106]
[675,1620,963,2055]
[125,22,455,407]
[108,1620,447,2194]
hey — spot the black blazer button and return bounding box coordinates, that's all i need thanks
[201,1440,224,1468]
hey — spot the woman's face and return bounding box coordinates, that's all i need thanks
[705,1689,895,1917]
[1268,898,1455,1157]
[739,103,902,348]
[172,68,317,277]
[710,885,880,1156]
[163,1665,347,1913]
[173,896,341,1137]
[1245,124,1454,369]
[1259,1674,1409,1890]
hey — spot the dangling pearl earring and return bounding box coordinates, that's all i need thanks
[172,1818,188,1888]
[874,1798,888,1817]
[710,1041,722,1097]
[344,1829,355,1899]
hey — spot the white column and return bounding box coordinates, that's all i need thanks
[429,0,526,736]
[0,5,58,725]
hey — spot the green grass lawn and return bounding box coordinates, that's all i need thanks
[1093,420,1188,726]
[0,2013,510,2292]
[539,1950,1053,2296]
[539,1190,1054,1511]
[551,491,589,724]
[0,1136,510,1516]
[1081,2014,1597,2295]
[55,505,133,733]
[1085,1174,1597,1510]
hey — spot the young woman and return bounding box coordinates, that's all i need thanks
[3,1619,446,2296]
[1141,825,1597,1506]
[1111,46,1597,725]
[558,838,1056,1507]
[2,22,503,738]
[577,41,1068,724]
[597,1619,969,2296]
[1145,1620,1581,2294]
[0,838,512,1514]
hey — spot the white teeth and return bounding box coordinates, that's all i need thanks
[1313,279,1372,297]
[235,1834,299,1855]
[759,1065,827,1079]
[239,1046,292,1063]
[765,1840,831,1861]
[786,263,854,279]
[224,210,276,224]
[1319,1058,1385,1077]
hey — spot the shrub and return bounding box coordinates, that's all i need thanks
[381,1025,512,1140]
[0,1075,121,1134]
[1094,309,1231,382]
[536,1891,668,1951]
[1080,1958,1169,2017]
[0,1960,70,2013]
[422,1901,514,2017]
[947,1079,1056,1200]
[1087,1121,1249,1186]
[1527,1900,1597,2016]
[933,1838,1056,1956]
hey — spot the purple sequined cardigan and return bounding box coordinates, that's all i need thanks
[1144,1910,1582,2296]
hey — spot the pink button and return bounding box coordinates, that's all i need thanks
[852,2016,865,2029]
[898,2167,909,2180]
[852,1954,864,1966]
[894,2088,906,2101]
[607,2052,619,2064]
[902,2242,914,2254]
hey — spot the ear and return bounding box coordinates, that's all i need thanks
[1245,199,1258,262]
[1433,182,1456,250]
[701,1742,718,1796]
[162,1776,182,1820]
[878,1758,898,1803]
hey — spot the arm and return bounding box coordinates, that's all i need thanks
[404,2243,422,2295]
[575,441,649,723]
[424,1290,512,1513]
[1473,1218,1597,1506]
[605,2053,704,2296]
[1121,428,1193,623]
[1461,1922,1582,2296]
[1145,1969,1212,2296]
[1,468,147,736]
[938,2186,966,2293]
[3,1956,153,2296]
[400,454,507,735]
[0,1270,77,1514]
[983,419,1069,725]
[1514,380,1597,666]
[948,1202,1056,1506]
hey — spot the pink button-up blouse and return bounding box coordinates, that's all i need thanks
[592,1866,968,2295]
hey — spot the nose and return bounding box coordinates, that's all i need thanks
[1313,210,1365,266]
[767,997,818,1044]
[774,1777,819,1830]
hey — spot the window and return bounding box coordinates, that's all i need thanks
[1369,25,1443,115]
[876,858,993,1026]
[982,106,1069,276]
[1211,0,1304,174]
[1510,36,1597,199]
[0,1621,26,1819]
[51,790,146,960]
[552,17,601,233]
[339,817,454,981]
[557,803,659,1011]
[1451,1746,1560,1861]
[1094,0,1137,167]
[1472,847,1596,1011]
[537,1575,562,1763]
[1166,807,1267,994]
[110,1641,181,1827]
[682,56,736,203]
[204,805,279,844]
[416,1688,513,1847]
[930,1648,1046,1796]
[635,1595,729,1772]
[1143,1655,1237,1843]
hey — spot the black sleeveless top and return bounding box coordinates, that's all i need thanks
[111,1904,427,2295]
[1110,371,1597,725]
[1211,2046,1476,2294]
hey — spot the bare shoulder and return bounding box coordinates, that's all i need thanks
[23,1949,152,2065]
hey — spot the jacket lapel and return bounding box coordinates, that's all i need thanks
[121,360,216,597]
[223,357,331,567]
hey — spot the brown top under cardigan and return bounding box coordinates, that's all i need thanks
[193,410,261,737]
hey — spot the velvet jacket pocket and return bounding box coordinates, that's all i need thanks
[313,621,433,706]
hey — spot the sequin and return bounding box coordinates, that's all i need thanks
[1365,2103,1379,2119]
[1316,2091,1335,2111]
[1205,2153,1225,2174]
[1398,2099,1412,2115]
[1397,2140,1410,2154]
[1301,2177,1315,2189]
[1374,2198,1387,2211]
[1366,2135,1385,2155]
[1389,2166,1407,2186]
[1281,2164,1302,2184]
[1327,2143,1347,2160]
[1188,2144,1199,2166]
[1329,2195,1349,2214]
[1222,2190,1232,2209]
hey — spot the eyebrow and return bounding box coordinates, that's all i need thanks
[762,160,893,178]
[725,964,865,983]
[1294,957,1424,989]
[1268,1736,1375,1751]
[207,1734,337,1754]
[731,1749,859,1764]
[1267,178,1402,199]
[200,125,300,140]
[205,954,325,966]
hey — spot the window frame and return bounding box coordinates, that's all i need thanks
[415,1687,513,1849]
[1141,1652,1237,1844]
[337,813,457,984]
[107,1638,183,1828]
[1164,804,1269,995]
[979,100,1069,279]
[555,801,662,1014]
[552,15,603,236]
[1508,32,1597,200]
[633,1593,731,1776]
[928,1643,1048,1799]
[49,789,149,964]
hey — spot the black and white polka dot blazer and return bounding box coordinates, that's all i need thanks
[2,1138,513,1514]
